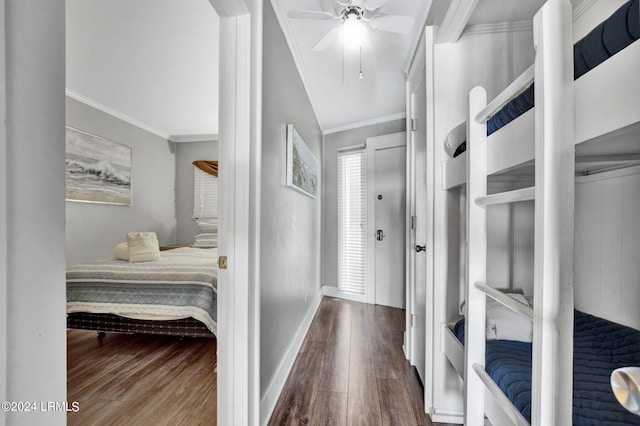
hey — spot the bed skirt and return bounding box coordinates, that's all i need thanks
[67,312,215,338]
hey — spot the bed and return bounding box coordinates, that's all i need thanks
[438,0,640,424]
[66,246,218,338]
[443,0,640,189]
[449,311,640,425]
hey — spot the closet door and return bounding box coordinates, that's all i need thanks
[411,73,428,382]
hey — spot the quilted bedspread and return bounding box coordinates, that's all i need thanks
[453,310,640,425]
[67,246,218,335]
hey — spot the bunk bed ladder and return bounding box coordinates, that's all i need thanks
[464,1,575,425]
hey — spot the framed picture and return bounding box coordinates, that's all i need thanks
[286,124,318,198]
[65,127,132,205]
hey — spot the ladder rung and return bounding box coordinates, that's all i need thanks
[475,187,535,206]
[472,363,531,426]
[474,282,533,321]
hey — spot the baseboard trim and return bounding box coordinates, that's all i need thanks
[259,289,323,426]
[321,285,337,297]
[430,407,464,424]
[321,285,368,303]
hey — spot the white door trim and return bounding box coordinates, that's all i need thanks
[405,26,434,411]
[214,0,261,424]
[405,32,425,368]
[365,132,407,305]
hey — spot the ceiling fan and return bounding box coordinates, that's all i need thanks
[288,0,414,52]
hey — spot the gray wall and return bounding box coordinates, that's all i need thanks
[175,141,219,245]
[4,0,67,423]
[260,1,322,396]
[322,119,406,287]
[66,97,177,266]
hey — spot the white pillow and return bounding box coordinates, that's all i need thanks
[193,220,218,248]
[126,232,160,263]
[486,293,533,342]
[112,241,129,261]
[196,219,218,233]
[444,122,466,157]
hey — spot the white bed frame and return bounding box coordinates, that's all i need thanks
[439,0,640,425]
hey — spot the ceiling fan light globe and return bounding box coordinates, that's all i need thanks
[343,15,365,49]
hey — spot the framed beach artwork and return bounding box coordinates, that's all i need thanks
[286,124,318,198]
[65,127,132,205]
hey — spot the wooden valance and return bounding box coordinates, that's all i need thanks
[192,160,218,177]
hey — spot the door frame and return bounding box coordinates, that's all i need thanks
[365,132,407,305]
[405,26,435,409]
[211,0,261,424]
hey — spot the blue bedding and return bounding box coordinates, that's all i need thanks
[441,0,640,155]
[485,0,639,137]
[453,310,640,425]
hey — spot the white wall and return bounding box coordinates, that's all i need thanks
[322,119,406,288]
[65,97,177,266]
[260,0,322,401]
[575,167,640,330]
[175,141,219,245]
[4,1,67,424]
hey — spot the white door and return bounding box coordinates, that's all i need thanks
[410,71,428,382]
[367,134,406,308]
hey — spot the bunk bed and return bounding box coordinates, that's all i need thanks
[438,0,640,424]
[443,0,640,189]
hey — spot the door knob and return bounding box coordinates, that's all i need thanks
[415,244,426,253]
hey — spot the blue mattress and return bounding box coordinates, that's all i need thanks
[484,0,639,137]
[453,310,640,425]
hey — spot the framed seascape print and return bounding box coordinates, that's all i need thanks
[286,124,318,198]
[65,127,132,205]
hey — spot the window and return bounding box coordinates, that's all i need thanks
[337,149,367,295]
[193,167,219,219]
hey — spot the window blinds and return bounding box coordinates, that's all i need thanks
[337,149,367,295]
[193,167,219,219]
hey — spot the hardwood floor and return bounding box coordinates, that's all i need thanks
[67,329,217,425]
[269,297,448,426]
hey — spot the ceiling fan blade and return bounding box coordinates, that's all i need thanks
[363,0,389,11]
[369,15,414,34]
[312,26,341,52]
[288,9,335,20]
[319,0,341,15]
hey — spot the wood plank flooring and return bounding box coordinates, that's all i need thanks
[269,297,447,426]
[67,329,217,425]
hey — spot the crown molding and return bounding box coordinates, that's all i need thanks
[269,0,326,131]
[65,89,171,140]
[572,0,597,22]
[169,134,219,143]
[461,20,532,37]
[323,112,406,135]
[436,0,480,43]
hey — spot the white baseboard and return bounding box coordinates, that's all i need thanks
[321,285,367,303]
[259,288,323,426]
[430,408,464,425]
[321,285,337,297]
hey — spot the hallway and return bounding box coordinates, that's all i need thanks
[269,296,442,425]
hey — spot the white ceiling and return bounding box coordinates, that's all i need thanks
[66,0,220,141]
[273,0,431,133]
[66,0,588,140]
